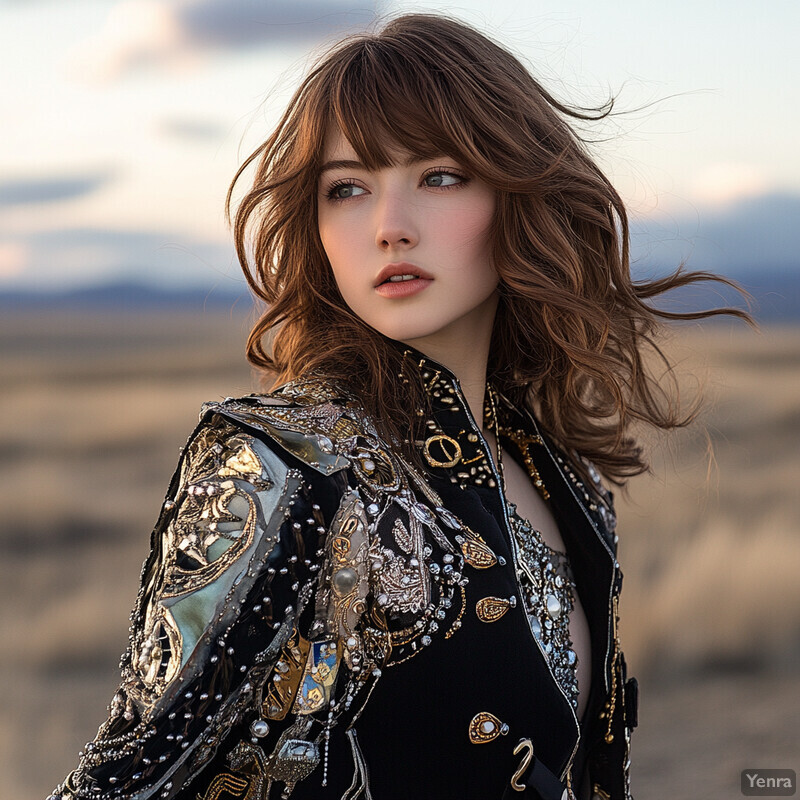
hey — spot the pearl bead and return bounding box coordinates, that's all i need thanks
[250,719,270,738]
[332,567,358,596]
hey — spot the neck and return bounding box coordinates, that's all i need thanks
[399,297,497,434]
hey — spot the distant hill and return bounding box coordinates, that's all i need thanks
[0,282,254,314]
[0,272,797,321]
[637,268,800,323]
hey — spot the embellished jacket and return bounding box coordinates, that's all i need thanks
[50,344,639,800]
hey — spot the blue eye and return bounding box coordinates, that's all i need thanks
[424,171,463,187]
[326,182,366,201]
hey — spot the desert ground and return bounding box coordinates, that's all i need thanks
[1,310,797,799]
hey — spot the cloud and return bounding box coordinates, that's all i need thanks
[158,116,228,142]
[630,191,800,277]
[688,162,770,209]
[69,0,379,82]
[180,0,377,48]
[0,171,115,207]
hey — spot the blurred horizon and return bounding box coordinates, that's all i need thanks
[2,0,799,295]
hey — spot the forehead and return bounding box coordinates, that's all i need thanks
[322,123,410,161]
[318,120,450,177]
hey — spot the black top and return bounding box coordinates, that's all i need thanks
[49,341,638,800]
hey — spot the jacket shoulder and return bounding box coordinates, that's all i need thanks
[201,376,359,475]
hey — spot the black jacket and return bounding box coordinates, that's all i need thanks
[50,344,638,800]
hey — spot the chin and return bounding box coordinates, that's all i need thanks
[363,313,451,344]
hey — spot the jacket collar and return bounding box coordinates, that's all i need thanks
[391,339,548,490]
[391,339,616,555]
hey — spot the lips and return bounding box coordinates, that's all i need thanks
[374,262,435,287]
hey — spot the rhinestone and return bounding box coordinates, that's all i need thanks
[546,594,561,619]
[250,719,270,738]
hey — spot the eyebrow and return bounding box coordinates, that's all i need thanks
[318,153,442,176]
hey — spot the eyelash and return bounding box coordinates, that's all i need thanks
[323,168,469,203]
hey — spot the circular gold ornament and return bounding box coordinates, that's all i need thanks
[423,434,462,468]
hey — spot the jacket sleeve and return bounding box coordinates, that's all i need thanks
[49,409,325,800]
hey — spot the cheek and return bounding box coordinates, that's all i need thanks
[436,198,496,274]
[318,219,369,308]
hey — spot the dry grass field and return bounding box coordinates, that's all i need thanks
[1,311,797,799]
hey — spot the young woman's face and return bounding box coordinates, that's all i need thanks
[317,126,498,345]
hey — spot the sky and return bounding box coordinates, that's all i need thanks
[1,0,798,293]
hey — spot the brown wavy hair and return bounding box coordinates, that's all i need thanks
[225,11,752,485]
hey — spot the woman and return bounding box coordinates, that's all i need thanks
[49,12,750,800]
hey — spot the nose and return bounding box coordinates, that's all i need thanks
[374,190,419,250]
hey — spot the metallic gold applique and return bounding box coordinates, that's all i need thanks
[510,738,534,791]
[456,527,498,569]
[592,784,611,800]
[261,627,310,721]
[475,595,516,623]
[468,711,510,744]
[423,433,462,468]
[218,442,262,478]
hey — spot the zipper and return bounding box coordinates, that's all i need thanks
[453,378,581,782]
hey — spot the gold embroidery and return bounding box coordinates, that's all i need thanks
[456,527,498,569]
[423,434,462,468]
[600,594,621,743]
[444,584,467,639]
[475,595,515,623]
[468,711,510,744]
[486,386,549,500]
[199,773,249,800]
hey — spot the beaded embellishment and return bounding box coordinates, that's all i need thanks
[507,501,581,712]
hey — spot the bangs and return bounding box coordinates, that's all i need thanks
[321,39,480,171]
